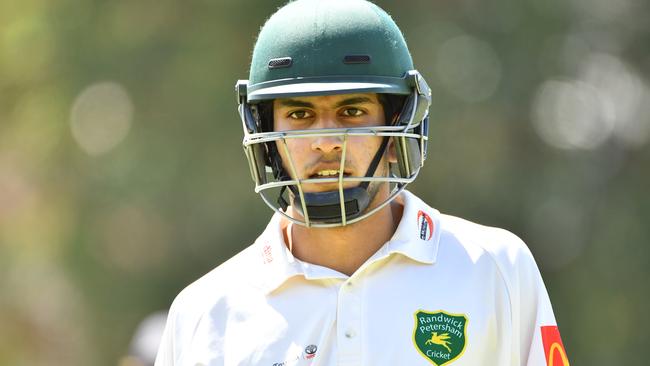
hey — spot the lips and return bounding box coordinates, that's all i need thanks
[307,166,352,179]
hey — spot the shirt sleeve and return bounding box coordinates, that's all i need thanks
[507,235,570,366]
[154,302,178,366]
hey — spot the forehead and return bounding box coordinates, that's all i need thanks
[273,93,381,108]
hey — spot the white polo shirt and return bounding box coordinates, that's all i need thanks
[155,191,569,366]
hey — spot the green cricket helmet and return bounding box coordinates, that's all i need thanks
[236,0,431,227]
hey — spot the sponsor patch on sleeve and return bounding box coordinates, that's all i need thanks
[540,325,569,366]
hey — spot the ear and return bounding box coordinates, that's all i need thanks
[387,138,398,164]
[385,111,401,164]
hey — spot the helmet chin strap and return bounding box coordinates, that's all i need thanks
[292,136,390,224]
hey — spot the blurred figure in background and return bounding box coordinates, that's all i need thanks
[120,311,167,366]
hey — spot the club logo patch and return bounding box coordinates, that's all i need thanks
[413,310,468,366]
[541,325,570,365]
[417,210,434,240]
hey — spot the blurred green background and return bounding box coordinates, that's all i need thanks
[1,0,649,365]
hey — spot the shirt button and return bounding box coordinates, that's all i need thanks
[345,329,356,338]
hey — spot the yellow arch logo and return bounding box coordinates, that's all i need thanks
[547,342,570,366]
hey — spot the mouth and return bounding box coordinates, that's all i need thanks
[308,169,352,179]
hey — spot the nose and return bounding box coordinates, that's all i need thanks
[311,135,343,154]
[310,115,343,154]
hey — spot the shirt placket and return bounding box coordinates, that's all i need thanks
[336,278,363,366]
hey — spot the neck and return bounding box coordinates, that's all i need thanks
[282,188,404,276]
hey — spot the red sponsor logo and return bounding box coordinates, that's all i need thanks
[262,244,273,264]
[541,325,570,366]
[417,210,434,240]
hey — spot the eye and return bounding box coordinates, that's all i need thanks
[341,107,364,117]
[288,110,313,119]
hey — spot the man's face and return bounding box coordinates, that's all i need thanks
[273,93,394,194]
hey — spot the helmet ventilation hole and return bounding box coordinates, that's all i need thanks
[268,57,293,69]
[343,55,371,64]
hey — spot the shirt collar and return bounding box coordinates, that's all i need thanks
[383,190,441,265]
[254,190,441,294]
[254,214,303,294]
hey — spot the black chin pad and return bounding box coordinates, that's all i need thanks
[293,187,370,224]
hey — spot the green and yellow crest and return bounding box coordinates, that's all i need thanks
[413,310,468,366]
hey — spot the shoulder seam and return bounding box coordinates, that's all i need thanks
[475,236,515,336]
[441,216,516,340]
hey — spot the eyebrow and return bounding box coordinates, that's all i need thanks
[334,96,373,108]
[277,99,315,108]
[277,96,374,109]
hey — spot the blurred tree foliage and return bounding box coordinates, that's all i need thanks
[0,0,648,365]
